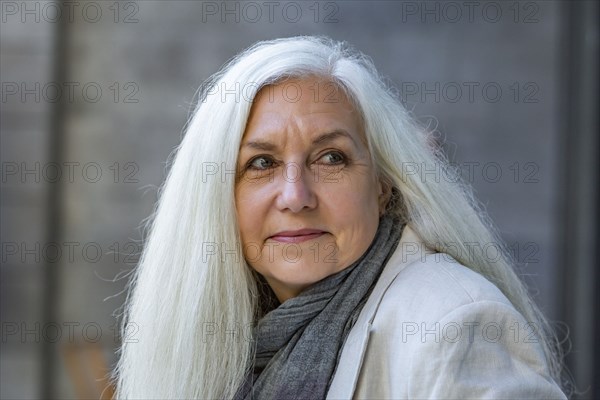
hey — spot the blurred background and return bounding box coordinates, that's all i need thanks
[1,0,598,398]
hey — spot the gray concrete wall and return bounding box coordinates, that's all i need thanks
[1,1,591,398]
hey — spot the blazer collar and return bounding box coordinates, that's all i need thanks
[326,224,435,399]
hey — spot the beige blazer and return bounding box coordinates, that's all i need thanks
[327,225,566,399]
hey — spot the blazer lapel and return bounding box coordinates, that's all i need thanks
[326,225,435,399]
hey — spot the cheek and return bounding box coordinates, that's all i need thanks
[320,179,380,245]
[235,184,270,241]
[234,187,252,241]
[323,177,380,216]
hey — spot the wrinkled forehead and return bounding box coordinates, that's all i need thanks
[247,76,367,145]
[254,77,353,105]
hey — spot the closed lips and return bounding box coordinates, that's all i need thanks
[270,229,325,237]
[269,229,327,243]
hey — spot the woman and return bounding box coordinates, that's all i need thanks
[112,36,568,399]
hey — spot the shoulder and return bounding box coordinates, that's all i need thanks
[370,224,515,323]
[378,251,514,323]
[368,249,525,353]
[332,226,566,399]
[359,224,523,336]
[357,247,566,399]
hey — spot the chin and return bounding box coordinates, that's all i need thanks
[266,260,342,292]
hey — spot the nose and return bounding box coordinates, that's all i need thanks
[275,162,317,213]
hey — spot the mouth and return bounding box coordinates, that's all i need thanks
[269,229,326,243]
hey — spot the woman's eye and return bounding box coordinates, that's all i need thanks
[248,156,275,170]
[319,151,346,165]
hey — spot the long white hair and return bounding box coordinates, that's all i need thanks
[112,35,566,398]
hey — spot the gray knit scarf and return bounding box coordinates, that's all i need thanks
[234,212,405,400]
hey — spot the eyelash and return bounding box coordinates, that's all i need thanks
[246,151,348,171]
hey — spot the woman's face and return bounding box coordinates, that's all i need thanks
[235,77,383,302]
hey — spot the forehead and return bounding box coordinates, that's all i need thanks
[253,76,355,108]
[244,77,364,140]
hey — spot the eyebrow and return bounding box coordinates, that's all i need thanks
[242,130,357,151]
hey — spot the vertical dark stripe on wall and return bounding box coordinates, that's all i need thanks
[557,1,599,399]
[42,0,69,397]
